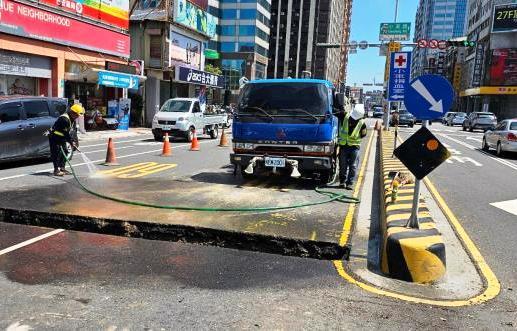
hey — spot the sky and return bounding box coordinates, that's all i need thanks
[346,0,419,91]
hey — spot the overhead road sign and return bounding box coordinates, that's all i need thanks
[394,127,451,180]
[388,51,412,101]
[404,75,455,120]
[379,23,411,41]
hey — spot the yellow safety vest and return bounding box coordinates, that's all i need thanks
[338,113,364,146]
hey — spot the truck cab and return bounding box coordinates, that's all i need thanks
[230,79,344,183]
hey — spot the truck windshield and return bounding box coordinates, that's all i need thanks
[238,83,329,117]
[160,100,192,112]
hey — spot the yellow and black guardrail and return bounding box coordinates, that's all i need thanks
[378,129,446,284]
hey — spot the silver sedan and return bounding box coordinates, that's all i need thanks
[482,119,517,156]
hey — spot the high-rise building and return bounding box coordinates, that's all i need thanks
[267,0,353,87]
[457,0,517,119]
[212,0,271,94]
[412,0,468,76]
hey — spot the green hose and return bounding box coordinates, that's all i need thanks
[62,148,359,212]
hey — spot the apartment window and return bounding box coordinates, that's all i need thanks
[240,9,256,19]
[258,0,271,11]
[256,28,269,41]
[255,44,268,57]
[239,25,256,35]
[238,42,255,52]
[257,11,269,26]
[221,42,236,52]
[221,25,236,35]
[140,0,157,9]
[255,62,266,79]
[208,6,220,17]
[221,9,237,19]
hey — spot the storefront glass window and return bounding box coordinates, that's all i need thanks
[222,59,246,90]
[0,75,36,96]
[255,62,266,79]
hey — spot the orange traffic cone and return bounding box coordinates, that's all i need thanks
[103,137,119,166]
[190,130,200,151]
[161,133,172,156]
[219,128,229,147]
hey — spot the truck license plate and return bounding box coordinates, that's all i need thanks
[162,125,172,131]
[265,157,285,168]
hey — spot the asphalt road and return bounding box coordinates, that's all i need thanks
[0,127,516,329]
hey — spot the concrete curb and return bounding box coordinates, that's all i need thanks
[378,130,446,284]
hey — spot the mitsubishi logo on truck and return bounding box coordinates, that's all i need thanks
[276,129,287,140]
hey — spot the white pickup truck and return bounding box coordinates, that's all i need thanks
[152,98,228,142]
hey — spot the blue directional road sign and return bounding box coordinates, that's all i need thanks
[388,51,412,101]
[404,74,455,120]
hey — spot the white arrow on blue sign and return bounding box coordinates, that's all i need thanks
[404,74,455,120]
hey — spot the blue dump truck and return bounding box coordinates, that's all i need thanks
[230,79,347,183]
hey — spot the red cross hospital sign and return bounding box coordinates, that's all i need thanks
[388,51,412,101]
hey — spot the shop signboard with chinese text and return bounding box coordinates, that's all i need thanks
[0,50,51,78]
[388,52,412,101]
[176,66,224,88]
[492,3,517,33]
[0,0,130,58]
[98,71,139,89]
[28,0,129,30]
[170,31,202,69]
[379,23,411,41]
[472,43,485,87]
[175,0,216,37]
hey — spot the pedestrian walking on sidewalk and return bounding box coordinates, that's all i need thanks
[337,103,367,190]
[48,104,84,176]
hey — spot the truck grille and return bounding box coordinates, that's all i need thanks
[158,120,176,125]
[254,146,302,153]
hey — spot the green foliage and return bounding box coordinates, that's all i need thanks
[205,64,222,75]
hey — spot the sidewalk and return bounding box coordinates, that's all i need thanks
[77,127,152,142]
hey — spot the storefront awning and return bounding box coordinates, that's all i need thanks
[460,86,517,97]
[64,68,146,89]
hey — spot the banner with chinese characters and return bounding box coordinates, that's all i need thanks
[176,66,224,89]
[388,51,412,101]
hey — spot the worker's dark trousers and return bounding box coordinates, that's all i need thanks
[339,145,360,186]
[48,135,67,171]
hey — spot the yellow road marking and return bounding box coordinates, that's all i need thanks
[100,162,177,179]
[333,131,500,307]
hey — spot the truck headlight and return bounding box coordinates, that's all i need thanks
[152,117,158,124]
[234,143,254,150]
[177,117,185,122]
[303,145,326,153]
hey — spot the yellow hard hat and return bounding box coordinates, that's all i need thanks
[70,104,85,116]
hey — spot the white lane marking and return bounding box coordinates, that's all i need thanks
[0,229,64,256]
[6,322,33,331]
[448,156,482,166]
[466,136,482,142]
[80,137,153,148]
[0,140,217,182]
[439,133,517,171]
[490,199,517,217]
[83,145,135,154]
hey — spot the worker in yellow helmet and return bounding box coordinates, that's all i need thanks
[48,104,84,176]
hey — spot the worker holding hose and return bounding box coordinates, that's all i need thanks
[48,104,84,176]
[337,101,367,190]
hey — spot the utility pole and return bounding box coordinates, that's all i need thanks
[384,0,400,130]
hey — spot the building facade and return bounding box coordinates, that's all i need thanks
[0,0,140,117]
[412,0,468,76]
[458,0,517,119]
[131,0,223,124]
[208,0,271,96]
[267,0,353,87]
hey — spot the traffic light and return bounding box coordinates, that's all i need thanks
[447,40,476,47]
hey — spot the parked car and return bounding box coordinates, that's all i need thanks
[0,96,69,163]
[442,112,457,125]
[482,119,517,156]
[390,110,415,127]
[463,112,497,132]
[372,106,384,118]
[447,112,467,126]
